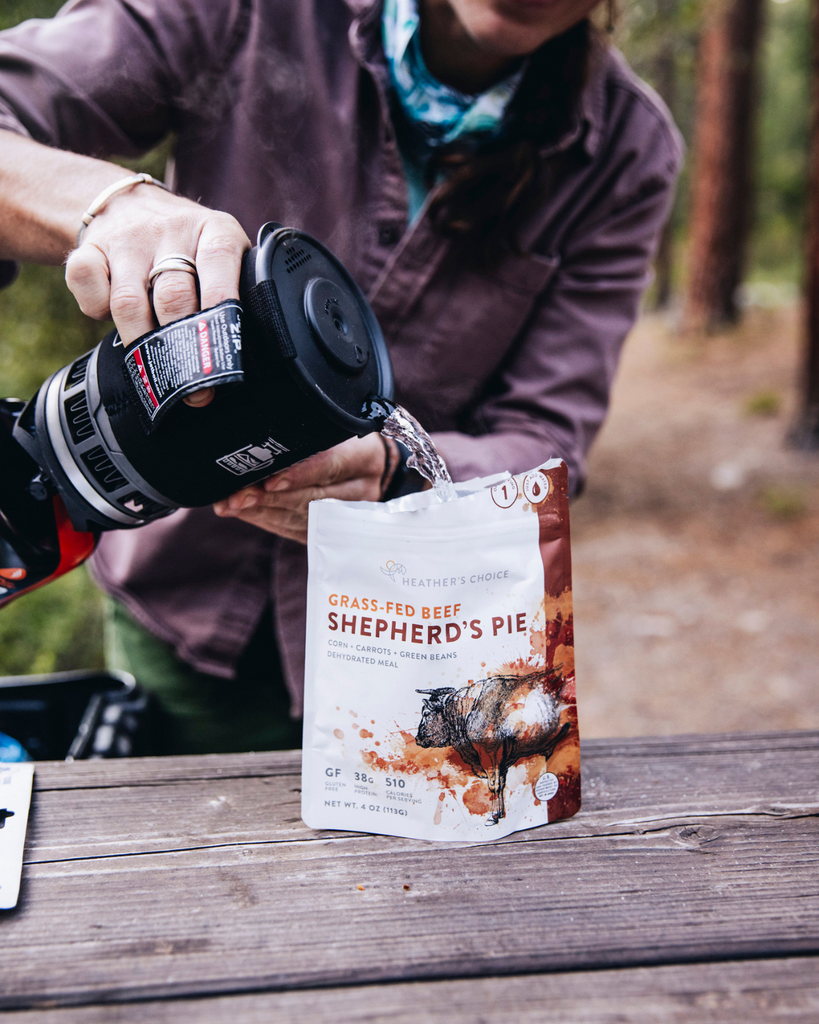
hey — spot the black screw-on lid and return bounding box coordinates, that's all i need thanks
[304,277,370,372]
[243,224,393,433]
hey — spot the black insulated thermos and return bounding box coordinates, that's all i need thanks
[0,222,395,607]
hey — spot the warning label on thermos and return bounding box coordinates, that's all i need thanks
[125,301,244,427]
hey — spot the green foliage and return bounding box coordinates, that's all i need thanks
[744,389,782,417]
[751,0,811,280]
[0,0,65,32]
[0,245,108,682]
[0,566,104,676]
[618,0,703,255]
[758,484,809,518]
[619,0,811,289]
[0,2,173,679]
[0,264,107,400]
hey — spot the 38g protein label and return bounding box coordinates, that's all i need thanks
[125,301,243,427]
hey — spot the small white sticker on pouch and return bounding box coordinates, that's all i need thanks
[0,762,34,910]
[534,771,559,802]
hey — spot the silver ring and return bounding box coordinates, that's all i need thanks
[148,254,198,287]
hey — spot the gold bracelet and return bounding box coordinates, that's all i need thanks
[77,173,169,245]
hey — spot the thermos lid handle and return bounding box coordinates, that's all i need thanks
[256,222,283,246]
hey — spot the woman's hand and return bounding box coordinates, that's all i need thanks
[66,182,249,338]
[64,177,250,406]
[0,139,251,392]
[213,434,397,545]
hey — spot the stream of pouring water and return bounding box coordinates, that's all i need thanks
[381,406,457,502]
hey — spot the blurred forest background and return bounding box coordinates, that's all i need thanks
[1,0,817,734]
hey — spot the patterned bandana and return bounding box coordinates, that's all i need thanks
[382,0,526,147]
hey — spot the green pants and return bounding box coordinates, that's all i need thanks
[104,598,302,755]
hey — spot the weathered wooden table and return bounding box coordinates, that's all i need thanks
[1,731,818,1021]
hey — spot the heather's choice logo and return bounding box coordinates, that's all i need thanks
[380,560,406,581]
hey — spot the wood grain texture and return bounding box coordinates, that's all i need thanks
[1,732,817,1011]
[29,731,819,791]
[23,731,819,862]
[4,958,819,1023]
[32,750,302,791]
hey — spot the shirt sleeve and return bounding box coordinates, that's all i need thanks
[0,0,246,155]
[431,111,683,496]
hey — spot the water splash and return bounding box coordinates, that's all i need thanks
[381,405,457,502]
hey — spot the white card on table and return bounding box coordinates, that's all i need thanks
[0,763,34,910]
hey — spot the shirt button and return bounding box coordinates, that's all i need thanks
[378,223,401,246]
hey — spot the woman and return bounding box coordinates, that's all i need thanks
[0,0,681,752]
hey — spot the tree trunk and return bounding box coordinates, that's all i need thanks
[791,0,819,449]
[651,0,678,310]
[684,0,765,332]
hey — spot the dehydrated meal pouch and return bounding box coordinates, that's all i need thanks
[301,459,580,841]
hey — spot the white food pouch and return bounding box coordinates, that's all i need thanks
[301,459,580,842]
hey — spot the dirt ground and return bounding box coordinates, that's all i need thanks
[571,303,819,737]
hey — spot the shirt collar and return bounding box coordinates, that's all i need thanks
[577,36,608,158]
[382,0,527,148]
[345,0,608,159]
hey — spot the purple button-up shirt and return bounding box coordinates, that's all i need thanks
[0,0,682,713]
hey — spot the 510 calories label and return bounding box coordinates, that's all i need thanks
[124,300,243,428]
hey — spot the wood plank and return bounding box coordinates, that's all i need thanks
[32,750,301,791]
[2,812,818,1006]
[29,730,819,791]
[23,732,819,862]
[4,957,819,1023]
[27,774,335,861]
[581,730,819,758]
[3,732,816,1009]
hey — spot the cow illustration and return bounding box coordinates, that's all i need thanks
[416,669,571,825]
